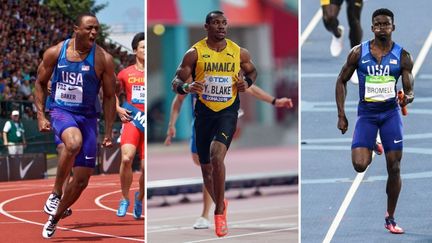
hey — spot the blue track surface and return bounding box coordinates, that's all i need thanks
[301,1,432,242]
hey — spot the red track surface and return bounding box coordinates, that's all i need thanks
[0,174,144,242]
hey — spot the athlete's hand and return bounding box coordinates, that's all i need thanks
[102,136,113,147]
[236,75,248,92]
[337,115,348,134]
[189,81,204,94]
[37,116,51,132]
[117,107,132,123]
[164,125,176,146]
[275,97,293,109]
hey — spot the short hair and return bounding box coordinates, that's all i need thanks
[205,10,224,24]
[75,12,97,26]
[372,8,394,23]
[132,32,144,50]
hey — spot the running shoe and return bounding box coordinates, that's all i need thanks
[42,215,58,239]
[350,70,359,84]
[193,216,210,229]
[385,216,404,234]
[62,208,72,219]
[214,214,228,237]
[214,199,228,237]
[44,193,60,216]
[116,199,129,217]
[133,192,143,219]
[330,25,344,57]
[374,141,384,155]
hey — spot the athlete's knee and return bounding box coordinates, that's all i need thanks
[121,154,134,164]
[64,140,82,155]
[352,159,370,173]
[387,161,401,176]
[73,177,90,191]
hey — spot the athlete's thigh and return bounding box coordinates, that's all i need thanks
[352,113,379,150]
[214,113,238,149]
[50,108,79,146]
[379,109,403,152]
[74,117,98,168]
[194,115,216,164]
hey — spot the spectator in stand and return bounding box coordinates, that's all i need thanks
[2,110,26,155]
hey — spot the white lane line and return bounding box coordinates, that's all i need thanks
[412,30,432,77]
[148,205,295,222]
[184,227,297,243]
[300,8,322,47]
[94,187,138,217]
[0,190,143,241]
[322,167,368,243]
[148,214,297,233]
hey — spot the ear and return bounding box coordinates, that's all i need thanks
[392,25,395,31]
[73,25,79,32]
[204,23,209,31]
[371,25,374,32]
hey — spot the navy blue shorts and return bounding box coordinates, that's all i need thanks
[352,108,403,152]
[50,108,98,168]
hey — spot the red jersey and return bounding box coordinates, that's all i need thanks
[117,65,144,111]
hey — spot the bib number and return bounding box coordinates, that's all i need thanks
[202,75,233,102]
[54,82,83,106]
[364,76,396,102]
[131,85,145,104]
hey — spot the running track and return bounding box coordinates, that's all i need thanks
[0,174,144,242]
[148,144,298,242]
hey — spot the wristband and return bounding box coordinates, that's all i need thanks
[176,83,187,95]
[245,76,253,87]
[182,83,190,93]
[271,98,276,106]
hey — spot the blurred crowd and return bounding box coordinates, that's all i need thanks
[0,0,134,118]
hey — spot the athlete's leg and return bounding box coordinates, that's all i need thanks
[119,144,137,201]
[384,151,402,218]
[192,153,212,219]
[322,4,342,37]
[52,127,82,196]
[52,166,93,221]
[346,0,363,47]
[137,159,144,201]
[351,114,379,172]
[379,109,403,219]
[209,141,227,215]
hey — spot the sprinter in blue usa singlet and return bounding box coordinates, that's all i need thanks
[335,8,414,234]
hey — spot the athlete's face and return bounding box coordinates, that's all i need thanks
[74,16,99,49]
[205,14,228,41]
[134,40,145,65]
[371,15,394,41]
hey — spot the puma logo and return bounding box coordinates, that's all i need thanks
[227,53,234,58]
[221,132,229,140]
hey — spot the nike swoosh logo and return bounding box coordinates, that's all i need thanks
[394,139,403,144]
[103,148,120,172]
[361,60,371,64]
[20,159,34,179]
[57,64,68,68]
[85,156,95,160]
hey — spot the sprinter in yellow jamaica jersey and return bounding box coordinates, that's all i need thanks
[171,10,257,238]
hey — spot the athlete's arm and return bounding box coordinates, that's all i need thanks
[399,49,414,106]
[172,48,203,94]
[115,73,132,122]
[246,85,293,109]
[238,48,257,92]
[35,44,61,132]
[164,94,187,145]
[101,50,117,147]
[335,45,360,134]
